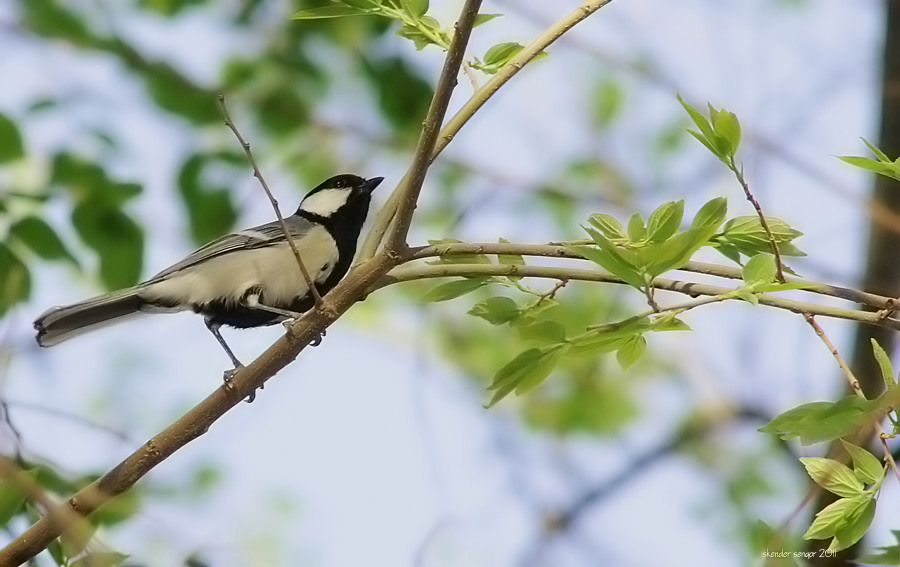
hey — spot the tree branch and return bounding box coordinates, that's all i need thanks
[406,241,897,310]
[360,0,616,259]
[376,263,900,331]
[382,0,484,253]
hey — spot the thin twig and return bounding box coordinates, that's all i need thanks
[731,161,786,283]
[217,95,322,304]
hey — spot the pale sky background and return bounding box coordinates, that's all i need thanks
[1,1,897,566]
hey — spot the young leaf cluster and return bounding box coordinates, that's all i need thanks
[677,94,741,166]
[569,198,727,296]
[711,216,804,265]
[838,138,900,182]
[799,440,886,552]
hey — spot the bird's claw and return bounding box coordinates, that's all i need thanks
[281,319,325,347]
[222,364,258,403]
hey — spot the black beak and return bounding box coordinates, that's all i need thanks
[363,177,384,194]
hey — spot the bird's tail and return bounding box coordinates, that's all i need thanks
[34,287,150,347]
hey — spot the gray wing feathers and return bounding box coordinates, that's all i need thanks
[149,216,314,281]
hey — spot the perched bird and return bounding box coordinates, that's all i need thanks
[35,174,383,375]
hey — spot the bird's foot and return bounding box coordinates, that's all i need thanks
[281,320,325,347]
[222,364,259,403]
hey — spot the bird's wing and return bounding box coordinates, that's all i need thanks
[148,215,316,281]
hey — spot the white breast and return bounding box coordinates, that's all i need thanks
[141,226,339,309]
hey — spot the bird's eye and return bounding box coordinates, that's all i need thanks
[334,180,345,188]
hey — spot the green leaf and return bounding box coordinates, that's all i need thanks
[690,197,728,231]
[290,6,378,19]
[483,42,525,67]
[71,552,129,567]
[571,243,644,289]
[677,94,715,142]
[742,254,777,287]
[473,13,501,27]
[832,496,876,551]
[626,212,646,242]
[652,314,692,332]
[616,335,646,369]
[587,213,626,239]
[0,243,31,316]
[640,225,719,278]
[0,476,28,526]
[513,319,567,344]
[836,156,900,181]
[645,200,684,242]
[871,338,896,387]
[487,347,562,407]
[840,440,884,485]
[591,79,625,128]
[468,296,520,325]
[0,113,24,163]
[862,137,891,162]
[9,216,78,264]
[177,153,240,245]
[799,457,864,498]
[803,495,874,552]
[709,106,741,158]
[71,202,143,289]
[759,395,881,445]
[400,0,428,18]
[422,278,488,302]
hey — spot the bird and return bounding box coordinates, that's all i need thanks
[34,173,384,379]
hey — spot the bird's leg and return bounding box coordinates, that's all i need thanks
[242,293,322,346]
[204,318,256,403]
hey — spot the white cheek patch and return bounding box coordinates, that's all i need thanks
[300,188,351,217]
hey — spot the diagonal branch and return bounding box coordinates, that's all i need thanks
[360,0,616,259]
[383,0,484,253]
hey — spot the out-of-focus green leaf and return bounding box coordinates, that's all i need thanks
[0,244,31,316]
[71,202,144,289]
[362,56,433,135]
[590,79,625,129]
[468,296,520,325]
[177,153,240,245]
[0,113,24,163]
[0,475,29,526]
[9,216,78,265]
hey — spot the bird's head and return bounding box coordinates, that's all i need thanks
[297,174,383,219]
